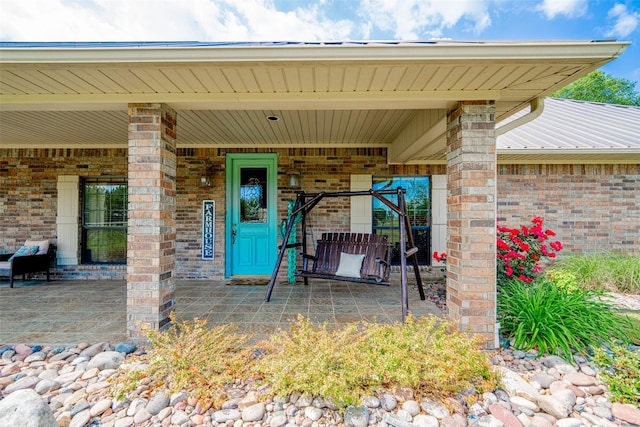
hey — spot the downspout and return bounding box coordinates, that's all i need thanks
[494,97,543,349]
[496,97,545,136]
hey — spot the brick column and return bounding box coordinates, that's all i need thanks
[127,103,177,339]
[446,101,497,350]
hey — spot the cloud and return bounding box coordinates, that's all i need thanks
[358,0,492,39]
[0,0,354,42]
[606,4,639,39]
[536,0,587,19]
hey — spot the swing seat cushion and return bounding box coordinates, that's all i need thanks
[298,233,392,285]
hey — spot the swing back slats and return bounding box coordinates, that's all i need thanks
[298,232,392,284]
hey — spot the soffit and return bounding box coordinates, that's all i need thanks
[0,40,630,160]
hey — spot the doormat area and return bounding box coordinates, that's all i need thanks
[226,279,269,286]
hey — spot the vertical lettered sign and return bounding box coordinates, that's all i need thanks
[202,200,215,260]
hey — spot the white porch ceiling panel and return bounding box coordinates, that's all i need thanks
[0,41,630,162]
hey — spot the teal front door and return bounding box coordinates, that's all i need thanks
[226,154,278,277]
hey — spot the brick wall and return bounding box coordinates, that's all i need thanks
[0,149,127,266]
[1,147,637,283]
[175,147,442,279]
[497,164,640,255]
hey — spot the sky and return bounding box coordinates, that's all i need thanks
[1,0,639,82]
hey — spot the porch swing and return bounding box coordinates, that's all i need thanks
[264,187,426,321]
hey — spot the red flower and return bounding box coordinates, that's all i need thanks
[550,241,563,252]
[433,251,447,263]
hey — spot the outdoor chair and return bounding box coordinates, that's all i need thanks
[0,239,56,288]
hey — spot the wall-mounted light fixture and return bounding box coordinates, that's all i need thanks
[287,169,301,188]
[200,162,216,187]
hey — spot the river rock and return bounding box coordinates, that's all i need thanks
[402,400,420,416]
[611,402,640,425]
[115,342,136,354]
[530,372,556,389]
[0,389,58,427]
[86,351,124,370]
[213,408,241,423]
[413,414,439,427]
[69,409,91,427]
[537,393,571,419]
[79,342,109,358]
[555,418,583,427]
[564,372,596,387]
[344,405,369,427]
[146,391,170,415]
[380,392,398,411]
[383,412,413,427]
[543,356,577,374]
[3,375,40,393]
[421,398,450,419]
[489,403,523,427]
[496,366,540,401]
[243,402,266,421]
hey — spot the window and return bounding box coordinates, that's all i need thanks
[82,177,127,264]
[372,176,431,265]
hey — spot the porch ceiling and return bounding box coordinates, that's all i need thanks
[0,40,629,164]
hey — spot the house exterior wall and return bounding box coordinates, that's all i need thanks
[497,164,640,255]
[1,148,638,281]
[0,147,443,281]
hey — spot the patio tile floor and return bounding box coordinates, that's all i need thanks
[0,276,442,346]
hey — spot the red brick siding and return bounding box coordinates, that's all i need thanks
[2,147,637,282]
[497,164,640,255]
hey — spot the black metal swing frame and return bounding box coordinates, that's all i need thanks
[264,187,426,321]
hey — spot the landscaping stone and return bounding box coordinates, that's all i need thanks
[611,402,640,425]
[0,342,638,427]
[0,389,58,427]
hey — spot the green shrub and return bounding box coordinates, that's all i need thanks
[593,343,640,407]
[550,253,640,294]
[498,278,635,362]
[112,314,500,410]
[252,315,499,408]
[110,313,253,406]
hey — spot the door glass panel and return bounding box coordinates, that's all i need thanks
[240,167,267,223]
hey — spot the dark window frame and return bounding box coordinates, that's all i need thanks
[81,177,128,265]
[372,176,431,265]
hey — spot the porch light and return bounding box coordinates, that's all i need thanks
[200,162,216,187]
[287,169,301,188]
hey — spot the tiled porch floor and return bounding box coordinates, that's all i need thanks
[0,276,443,346]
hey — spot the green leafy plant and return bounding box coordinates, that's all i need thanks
[593,343,640,407]
[498,277,634,362]
[252,315,499,407]
[549,253,640,294]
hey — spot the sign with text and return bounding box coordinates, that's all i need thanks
[202,200,215,260]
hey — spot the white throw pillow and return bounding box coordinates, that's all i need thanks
[335,252,365,278]
[24,239,49,256]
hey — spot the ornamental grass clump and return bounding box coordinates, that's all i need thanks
[549,252,640,294]
[252,315,499,407]
[111,314,500,411]
[498,277,635,362]
[110,313,253,407]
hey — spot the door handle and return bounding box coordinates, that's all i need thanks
[232,224,237,244]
